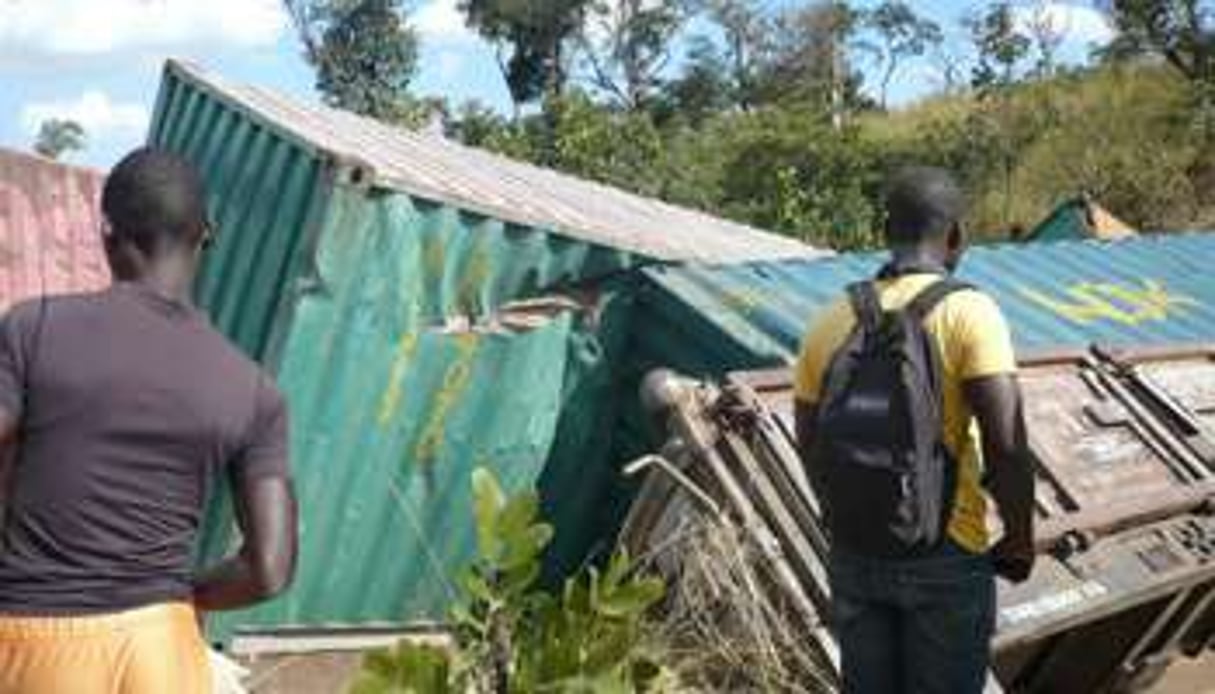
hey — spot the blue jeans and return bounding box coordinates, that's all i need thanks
[829,541,996,694]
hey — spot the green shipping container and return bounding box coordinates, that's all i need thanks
[147,61,819,640]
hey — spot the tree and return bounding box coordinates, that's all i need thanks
[1099,0,1215,84]
[461,0,591,109]
[1023,0,1069,77]
[579,0,688,110]
[859,1,943,109]
[704,0,770,111]
[33,119,86,160]
[969,2,1032,91]
[284,0,420,121]
[754,1,865,121]
[281,0,420,120]
[657,35,736,125]
[968,2,1034,231]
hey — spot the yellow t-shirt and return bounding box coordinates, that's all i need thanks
[793,273,1016,553]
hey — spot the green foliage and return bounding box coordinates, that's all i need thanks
[283,0,1215,250]
[461,0,590,105]
[713,109,880,248]
[581,0,689,109]
[33,119,85,160]
[288,0,420,120]
[863,64,1211,236]
[352,468,669,694]
[1100,0,1215,84]
[968,2,1032,92]
[547,92,666,195]
[352,644,454,694]
[653,36,735,126]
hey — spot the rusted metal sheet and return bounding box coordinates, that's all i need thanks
[164,61,824,265]
[1018,355,1215,549]
[0,148,109,310]
[627,346,1215,693]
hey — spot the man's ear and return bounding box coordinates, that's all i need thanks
[103,234,145,280]
[947,222,965,252]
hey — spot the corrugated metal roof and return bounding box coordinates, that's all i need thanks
[544,232,1215,573]
[638,233,1215,374]
[0,148,110,310]
[163,60,824,265]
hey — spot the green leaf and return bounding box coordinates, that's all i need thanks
[603,549,631,590]
[449,601,484,632]
[501,560,541,598]
[471,468,505,561]
[596,578,664,619]
[584,625,635,675]
[501,522,555,570]
[497,489,540,539]
[460,570,496,605]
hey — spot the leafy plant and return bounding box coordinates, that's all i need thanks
[351,468,670,694]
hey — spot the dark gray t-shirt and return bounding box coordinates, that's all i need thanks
[0,283,289,614]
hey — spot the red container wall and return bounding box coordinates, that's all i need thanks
[0,148,109,310]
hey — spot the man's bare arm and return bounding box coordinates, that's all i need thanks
[964,373,1035,581]
[794,399,826,499]
[0,412,17,511]
[193,474,297,611]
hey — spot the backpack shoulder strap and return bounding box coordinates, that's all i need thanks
[846,281,882,332]
[903,279,974,323]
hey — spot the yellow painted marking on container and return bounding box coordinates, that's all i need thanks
[719,287,764,314]
[1021,279,1197,326]
[377,331,420,426]
[414,333,479,465]
[423,232,446,281]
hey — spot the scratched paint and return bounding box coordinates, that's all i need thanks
[414,332,480,466]
[1021,279,1198,326]
[377,331,421,426]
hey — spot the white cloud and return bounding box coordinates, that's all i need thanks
[414,0,475,43]
[0,0,286,57]
[1012,3,1117,48]
[20,91,150,141]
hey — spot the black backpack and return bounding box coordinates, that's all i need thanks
[813,278,971,557]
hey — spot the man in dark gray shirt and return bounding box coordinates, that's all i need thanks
[0,147,297,693]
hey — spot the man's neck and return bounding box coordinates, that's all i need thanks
[889,246,948,274]
[126,263,196,305]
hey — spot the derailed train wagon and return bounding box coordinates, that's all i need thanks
[621,349,1215,692]
[615,238,1215,692]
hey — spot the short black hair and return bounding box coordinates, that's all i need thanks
[102,147,207,254]
[883,166,966,246]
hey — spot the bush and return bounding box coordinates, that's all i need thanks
[351,468,673,694]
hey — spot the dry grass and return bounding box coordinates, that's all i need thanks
[637,512,836,693]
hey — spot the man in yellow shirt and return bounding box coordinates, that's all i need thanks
[794,167,1034,694]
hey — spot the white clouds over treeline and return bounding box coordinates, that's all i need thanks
[20,91,149,139]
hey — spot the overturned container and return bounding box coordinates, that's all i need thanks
[144,60,822,647]
[614,237,1215,692]
[621,351,1215,693]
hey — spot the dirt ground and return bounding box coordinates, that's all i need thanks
[241,649,1215,693]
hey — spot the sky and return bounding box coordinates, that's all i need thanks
[0,0,1118,169]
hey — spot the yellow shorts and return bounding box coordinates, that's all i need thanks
[0,602,210,694]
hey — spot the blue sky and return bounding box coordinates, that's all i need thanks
[0,1,1116,169]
